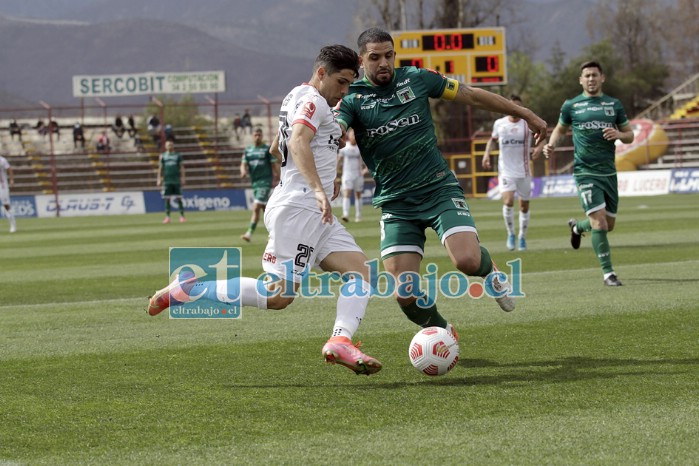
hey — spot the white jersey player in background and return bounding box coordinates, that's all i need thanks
[148,45,382,376]
[482,95,543,251]
[337,128,368,222]
[0,155,17,233]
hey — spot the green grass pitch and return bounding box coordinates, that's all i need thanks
[1,194,698,465]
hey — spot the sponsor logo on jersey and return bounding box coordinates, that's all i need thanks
[397,78,411,86]
[361,101,377,110]
[588,106,603,111]
[573,102,588,108]
[366,114,420,137]
[502,138,526,145]
[397,86,416,104]
[302,101,316,118]
[263,252,277,264]
[451,198,468,210]
[573,121,614,130]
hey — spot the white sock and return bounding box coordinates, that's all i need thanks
[519,211,530,239]
[503,205,515,235]
[342,196,351,218]
[354,197,362,219]
[331,281,371,339]
[3,206,15,231]
[188,277,268,309]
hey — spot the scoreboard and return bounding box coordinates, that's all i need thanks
[391,28,507,85]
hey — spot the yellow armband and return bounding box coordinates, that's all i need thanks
[441,78,459,100]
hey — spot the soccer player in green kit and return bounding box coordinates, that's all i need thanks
[544,61,634,286]
[240,127,279,242]
[157,140,186,224]
[335,28,548,336]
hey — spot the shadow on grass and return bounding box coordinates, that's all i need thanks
[221,356,699,389]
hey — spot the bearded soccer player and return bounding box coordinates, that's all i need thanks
[544,61,633,286]
[335,28,547,337]
[148,45,382,376]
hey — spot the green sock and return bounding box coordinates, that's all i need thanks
[474,246,494,277]
[178,198,185,216]
[249,222,257,234]
[400,301,448,328]
[576,218,592,233]
[164,199,171,216]
[591,229,613,274]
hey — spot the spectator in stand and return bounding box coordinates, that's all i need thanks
[241,108,253,135]
[147,114,162,149]
[113,115,126,138]
[48,119,60,141]
[96,130,111,153]
[164,124,176,142]
[9,119,22,141]
[72,122,85,149]
[36,119,48,137]
[232,113,242,140]
[127,114,137,138]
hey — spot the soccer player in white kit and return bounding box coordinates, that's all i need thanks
[0,155,17,233]
[482,95,543,251]
[148,45,381,375]
[337,128,367,222]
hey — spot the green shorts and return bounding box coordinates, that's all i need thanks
[574,174,618,216]
[162,183,182,197]
[379,185,477,259]
[252,186,272,205]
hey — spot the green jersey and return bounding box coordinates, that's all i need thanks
[160,152,182,185]
[336,66,460,206]
[243,143,276,188]
[558,93,629,177]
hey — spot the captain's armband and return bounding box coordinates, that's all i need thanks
[441,78,459,100]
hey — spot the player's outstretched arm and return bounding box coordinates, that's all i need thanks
[454,84,547,144]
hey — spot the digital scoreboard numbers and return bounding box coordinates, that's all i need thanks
[391,28,507,85]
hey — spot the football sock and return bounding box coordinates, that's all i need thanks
[164,198,171,216]
[519,210,530,239]
[331,281,371,339]
[342,196,351,218]
[354,197,362,219]
[248,222,257,234]
[400,300,447,329]
[187,277,268,309]
[576,218,592,234]
[3,206,15,231]
[474,246,494,277]
[503,205,515,235]
[591,229,614,274]
[177,198,185,216]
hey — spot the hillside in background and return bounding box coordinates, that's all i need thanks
[0,0,596,107]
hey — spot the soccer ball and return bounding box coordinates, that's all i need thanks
[408,326,459,376]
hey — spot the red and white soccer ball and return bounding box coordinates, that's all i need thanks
[408,326,459,376]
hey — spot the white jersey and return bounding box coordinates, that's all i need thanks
[491,117,532,178]
[339,142,362,180]
[0,156,10,195]
[268,83,342,211]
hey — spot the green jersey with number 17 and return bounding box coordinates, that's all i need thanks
[558,93,629,177]
[335,66,460,207]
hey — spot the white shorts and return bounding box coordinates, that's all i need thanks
[499,176,532,201]
[0,187,9,206]
[262,205,363,283]
[341,175,364,193]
